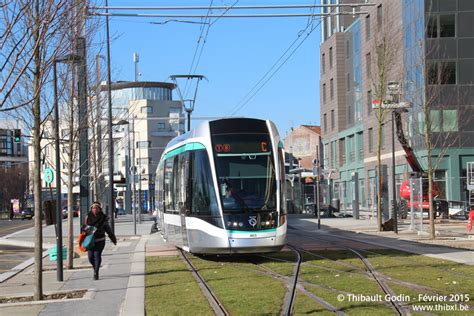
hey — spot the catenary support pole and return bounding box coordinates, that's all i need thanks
[53,61,63,281]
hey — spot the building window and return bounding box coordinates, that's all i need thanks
[329,47,333,68]
[169,107,181,115]
[367,90,372,115]
[137,157,150,165]
[428,61,456,84]
[440,62,456,84]
[347,73,351,91]
[428,14,456,38]
[428,15,437,38]
[368,128,373,153]
[322,53,326,74]
[442,110,458,131]
[346,40,350,57]
[366,53,371,78]
[136,141,150,148]
[377,4,382,28]
[323,113,327,133]
[430,109,459,132]
[141,106,153,113]
[439,14,455,37]
[157,122,165,130]
[331,110,335,130]
[322,83,326,104]
[427,61,438,84]
[365,14,371,41]
[330,78,334,100]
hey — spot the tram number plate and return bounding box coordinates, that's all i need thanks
[250,233,257,238]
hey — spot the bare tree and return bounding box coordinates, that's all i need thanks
[369,3,403,232]
[1,0,77,300]
[407,43,467,239]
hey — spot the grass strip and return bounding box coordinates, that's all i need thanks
[145,256,214,316]
[190,255,287,315]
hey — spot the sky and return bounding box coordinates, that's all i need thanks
[92,0,322,137]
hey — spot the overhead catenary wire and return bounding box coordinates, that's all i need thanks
[183,0,214,97]
[88,12,368,18]
[227,16,323,116]
[89,3,377,11]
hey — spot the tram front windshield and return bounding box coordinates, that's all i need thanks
[213,134,276,213]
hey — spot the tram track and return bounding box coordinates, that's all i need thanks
[178,248,229,316]
[255,246,345,315]
[288,229,412,315]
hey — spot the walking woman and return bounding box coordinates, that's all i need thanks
[85,201,117,280]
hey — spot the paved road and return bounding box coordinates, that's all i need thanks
[0,219,34,238]
[0,245,35,272]
[0,219,36,273]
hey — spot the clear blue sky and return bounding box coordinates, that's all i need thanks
[94,0,321,137]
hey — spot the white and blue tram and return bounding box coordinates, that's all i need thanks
[155,118,287,254]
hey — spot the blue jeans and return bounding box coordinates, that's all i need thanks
[87,239,106,275]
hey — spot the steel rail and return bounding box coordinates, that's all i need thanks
[282,245,302,316]
[178,249,229,316]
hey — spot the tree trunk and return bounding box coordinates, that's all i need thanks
[376,111,383,231]
[33,0,43,300]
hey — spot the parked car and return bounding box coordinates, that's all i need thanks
[21,207,34,220]
[62,206,80,218]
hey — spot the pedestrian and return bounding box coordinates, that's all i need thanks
[85,201,117,280]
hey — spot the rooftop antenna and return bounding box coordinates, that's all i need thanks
[133,52,140,81]
[169,74,207,131]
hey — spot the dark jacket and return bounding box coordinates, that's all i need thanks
[86,211,117,244]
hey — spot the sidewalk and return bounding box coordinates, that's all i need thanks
[0,215,156,316]
[290,214,474,265]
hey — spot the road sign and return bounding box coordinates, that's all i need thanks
[372,100,411,109]
[44,167,54,185]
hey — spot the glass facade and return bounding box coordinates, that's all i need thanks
[103,86,173,117]
[403,0,424,109]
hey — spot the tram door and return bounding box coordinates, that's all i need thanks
[178,153,190,248]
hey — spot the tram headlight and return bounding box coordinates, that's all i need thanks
[233,222,238,227]
[227,221,232,227]
[238,222,244,227]
[265,221,270,226]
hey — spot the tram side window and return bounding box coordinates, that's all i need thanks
[156,162,164,211]
[190,150,219,217]
[175,152,189,213]
[170,155,180,211]
[164,158,175,212]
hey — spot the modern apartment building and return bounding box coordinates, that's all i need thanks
[320,0,474,214]
[30,81,184,211]
[101,81,184,212]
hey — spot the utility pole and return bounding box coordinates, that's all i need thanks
[78,36,89,226]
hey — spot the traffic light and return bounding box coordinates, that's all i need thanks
[13,129,21,143]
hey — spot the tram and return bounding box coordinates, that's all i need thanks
[155,118,287,254]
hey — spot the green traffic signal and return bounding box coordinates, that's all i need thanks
[13,129,21,142]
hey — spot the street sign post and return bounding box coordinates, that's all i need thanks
[44,167,54,185]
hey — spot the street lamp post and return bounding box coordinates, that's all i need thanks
[105,0,115,232]
[53,54,81,282]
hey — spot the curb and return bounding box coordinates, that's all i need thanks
[0,245,53,283]
[120,234,149,316]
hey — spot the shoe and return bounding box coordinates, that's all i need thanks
[94,272,99,280]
